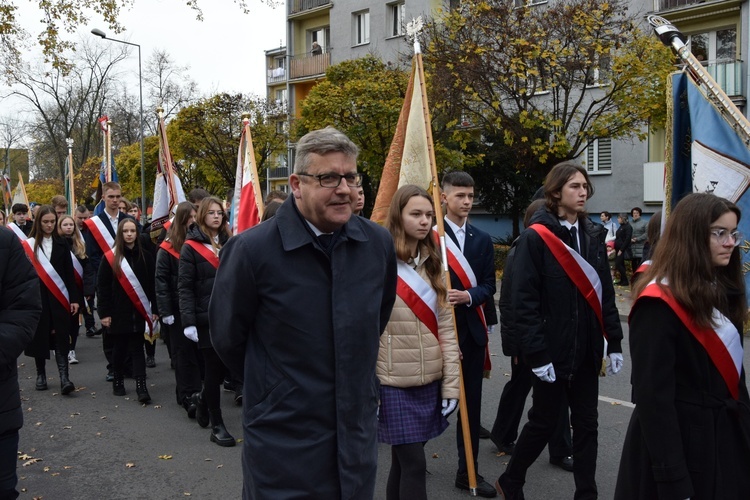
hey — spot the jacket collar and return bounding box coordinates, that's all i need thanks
[276,196,370,252]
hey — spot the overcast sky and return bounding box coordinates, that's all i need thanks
[3,0,286,113]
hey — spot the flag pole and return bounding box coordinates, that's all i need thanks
[106,118,113,183]
[412,27,479,496]
[66,138,75,214]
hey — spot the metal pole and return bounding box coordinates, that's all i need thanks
[137,44,146,224]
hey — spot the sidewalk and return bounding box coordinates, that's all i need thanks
[613,284,634,321]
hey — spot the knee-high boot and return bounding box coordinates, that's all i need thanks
[35,357,47,391]
[209,409,236,447]
[55,351,75,395]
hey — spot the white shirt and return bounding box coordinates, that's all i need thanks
[40,235,53,258]
[105,209,119,231]
[560,219,581,251]
[444,217,466,253]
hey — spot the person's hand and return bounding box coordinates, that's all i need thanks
[532,363,556,383]
[101,317,111,327]
[184,326,198,343]
[607,353,624,375]
[151,314,159,322]
[487,325,494,335]
[447,289,471,306]
[162,315,175,325]
[441,399,458,417]
[70,302,79,315]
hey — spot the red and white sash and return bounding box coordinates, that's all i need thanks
[70,252,83,289]
[396,260,439,339]
[433,226,491,370]
[635,259,651,275]
[22,238,70,310]
[104,248,154,334]
[185,240,219,269]
[529,223,607,339]
[8,222,27,241]
[636,281,744,400]
[84,215,116,254]
[159,239,181,260]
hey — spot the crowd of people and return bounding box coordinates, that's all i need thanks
[2,125,749,500]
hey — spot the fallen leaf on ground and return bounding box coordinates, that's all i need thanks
[158,455,173,460]
[43,467,50,472]
[183,493,191,496]
[62,426,72,430]
[63,466,73,469]
[432,453,439,458]
[23,458,42,466]
[34,422,42,426]
[154,405,162,409]
[51,473,59,476]
[125,463,135,468]
[216,464,223,468]
[18,454,32,460]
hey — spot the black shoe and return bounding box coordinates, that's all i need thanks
[549,455,574,472]
[145,356,156,368]
[195,392,209,428]
[183,397,197,419]
[55,351,75,395]
[85,327,96,337]
[222,378,235,392]
[209,409,236,447]
[35,373,48,391]
[455,472,497,498]
[234,384,243,406]
[105,371,114,382]
[113,374,126,396]
[135,377,151,404]
[479,425,491,439]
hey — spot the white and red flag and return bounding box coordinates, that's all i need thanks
[231,115,264,234]
[151,110,186,232]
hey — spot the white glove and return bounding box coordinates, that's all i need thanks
[162,315,175,325]
[183,326,198,343]
[441,398,458,417]
[532,363,556,383]
[487,325,494,335]
[607,353,624,375]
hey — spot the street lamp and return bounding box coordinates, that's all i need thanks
[91,28,146,225]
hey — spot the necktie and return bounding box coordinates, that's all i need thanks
[318,233,333,250]
[569,227,580,254]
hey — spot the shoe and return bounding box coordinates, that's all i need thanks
[135,377,151,404]
[234,384,243,406]
[195,391,209,428]
[105,371,114,382]
[68,350,79,364]
[208,409,236,447]
[85,327,96,338]
[455,472,497,498]
[55,351,75,395]
[479,425,491,439]
[183,397,197,419]
[145,356,156,368]
[549,455,574,472]
[222,378,235,392]
[113,374,126,396]
[35,372,48,391]
[494,441,515,455]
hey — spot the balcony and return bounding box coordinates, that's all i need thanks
[289,52,330,80]
[659,0,715,8]
[705,60,743,97]
[267,166,290,179]
[267,67,286,85]
[288,0,330,16]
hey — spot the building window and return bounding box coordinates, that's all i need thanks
[309,27,330,55]
[353,11,370,46]
[584,138,612,173]
[387,2,405,37]
[688,27,736,64]
[586,53,611,87]
[514,0,547,7]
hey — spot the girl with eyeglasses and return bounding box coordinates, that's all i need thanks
[615,193,750,499]
[178,196,236,447]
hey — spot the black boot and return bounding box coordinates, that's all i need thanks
[182,396,197,419]
[195,391,209,428]
[113,373,126,396]
[208,409,236,447]
[35,358,47,391]
[55,351,75,395]
[135,377,151,404]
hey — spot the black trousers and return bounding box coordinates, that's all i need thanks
[112,332,146,379]
[168,317,202,403]
[201,346,227,411]
[0,430,19,499]
[501,351,599,500]
[456,334,485,475]
[491,355,572,458]
[82,297,95,330]
[614,253,629,285]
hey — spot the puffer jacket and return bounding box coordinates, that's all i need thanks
[155,241,180,318]
[376,254,460,399]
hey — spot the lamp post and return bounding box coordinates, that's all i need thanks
[91,28,146,225]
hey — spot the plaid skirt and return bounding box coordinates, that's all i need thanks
[377,380,449,445]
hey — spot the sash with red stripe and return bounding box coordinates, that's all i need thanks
[635,282,744,400]
[22,238,70,310]
[529,224,607,339]
[160,240,181,260]
[104,248,154,334]
[8,222,27,241]
[71,252,83,289]
[84,216,115,255]
[631,259,651,283]
[185,240,219,269]
[396,261,439,339]
[433,227,491,370]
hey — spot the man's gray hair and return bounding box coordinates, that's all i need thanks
[294,126,359,174]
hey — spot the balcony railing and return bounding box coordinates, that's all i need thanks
[267,67,286,85]
[705,60,743,97]
[290,52,330,80]
[289,0,330,16]
[267,166,290,179]
[658,0,709,9]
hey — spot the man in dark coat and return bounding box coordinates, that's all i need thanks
[495,162,624,500]
[209,127,397,499]
[614,213,633,286]
[0,227,41,499]
[439,172,497,498]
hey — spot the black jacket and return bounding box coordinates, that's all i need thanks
[178,225,228,330]
[155,243,181,319]
[64,237,96,297]
[511,209,623,378]
[0,228,41,435]
[614,221,633,259]
[97,244,156,335]
[498,239,518,356]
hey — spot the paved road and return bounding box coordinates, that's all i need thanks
[15,309,750,499]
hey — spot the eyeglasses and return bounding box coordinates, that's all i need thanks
[710,229,743,247]
[297,172,362,188]
[207,211,225,217]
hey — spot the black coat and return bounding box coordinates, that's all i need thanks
[614,221,633,259]
[208,197,397,499]
[178,225,228,336]
[510,209,623,377]
[499,240,519,357]
[97,245,156,335]
[64,237,96,297]
[615,298,750,499]
[0,228,41,435]
[25,235,82,358]
[155,244,181,319]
